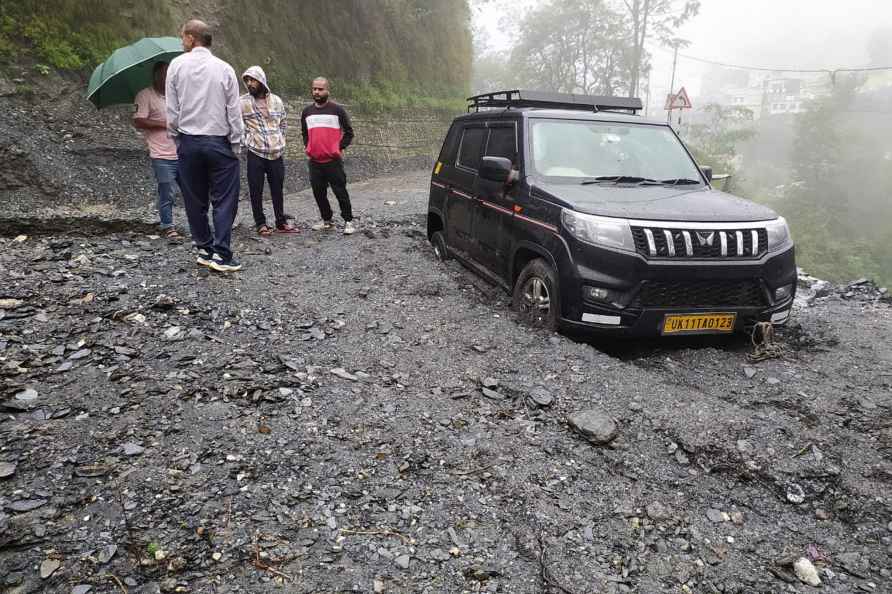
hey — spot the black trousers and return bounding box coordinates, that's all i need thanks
[247,151,286,228]
[309,159,352,222]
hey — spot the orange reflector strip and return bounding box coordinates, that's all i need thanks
[513,205,523,213]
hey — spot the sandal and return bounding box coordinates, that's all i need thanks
[276,223,300,234]
[258,224,273,236]
[163,228,181,239]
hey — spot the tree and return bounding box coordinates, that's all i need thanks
[620,0,699,98]
[507,0,634,95]
[685,103,755,183]
[780,75,890,284]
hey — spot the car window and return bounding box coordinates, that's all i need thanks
[457,127,486,171]
[485,126,517,162]
[530,119,702,181]
[437,122,461,164]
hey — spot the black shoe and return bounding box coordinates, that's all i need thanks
[208,254,243,272]
[196,247,215,267]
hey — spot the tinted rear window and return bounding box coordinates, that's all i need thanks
[437,122,461,164]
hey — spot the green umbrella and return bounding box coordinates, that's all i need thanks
[86,36,183,109]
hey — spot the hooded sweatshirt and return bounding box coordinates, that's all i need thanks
[239,66,287,160]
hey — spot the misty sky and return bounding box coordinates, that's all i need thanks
[474,0,892,110]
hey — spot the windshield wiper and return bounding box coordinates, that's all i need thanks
[581,176,662,186]
[660,178,702,185]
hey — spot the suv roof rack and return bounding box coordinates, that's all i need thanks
[467,90,643,114]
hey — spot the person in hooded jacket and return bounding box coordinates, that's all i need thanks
[240,66,297,235]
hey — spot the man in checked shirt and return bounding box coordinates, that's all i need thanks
[240,65,298,236]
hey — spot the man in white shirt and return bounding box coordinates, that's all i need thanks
[166,19,245,272]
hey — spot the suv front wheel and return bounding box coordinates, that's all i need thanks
[513,258,559,331]
[430,231,450,261]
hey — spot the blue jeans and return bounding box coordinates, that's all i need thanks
[176,135,240,261]
[151,158,179,229]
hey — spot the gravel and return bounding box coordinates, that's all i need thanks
[1,82,891,593]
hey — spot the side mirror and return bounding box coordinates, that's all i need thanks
[700,165,713,183]
[479,156,512,183]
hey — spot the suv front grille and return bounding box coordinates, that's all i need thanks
[631,226,768,259]
[637,280,766,307]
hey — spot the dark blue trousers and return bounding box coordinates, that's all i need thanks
[177,135,240,261]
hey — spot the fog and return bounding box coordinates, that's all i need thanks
[474,0,892,104]
[471,0,892,286]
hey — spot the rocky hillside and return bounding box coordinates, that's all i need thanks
[0,0,472,105]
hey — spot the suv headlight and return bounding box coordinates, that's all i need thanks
[765,216,792,252]
[561,210,635,252]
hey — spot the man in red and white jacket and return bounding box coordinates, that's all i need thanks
[300,77,356,235]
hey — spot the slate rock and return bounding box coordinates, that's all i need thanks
[122,442,145,456]
[97,544,117,564]
[646,501,671,521]
[40,558,61,579]
[394,554,411,569]
[68,348,92,360]
[72,586,92,594]
[0,462,16,478]
[7,498,48,512]
[481,387,504,400]
[429,548,451,562]
[529,387,553,407]
[706,508,726,523]
[15,388,38,401]
[331,368,358,381]
[568,409,618,445]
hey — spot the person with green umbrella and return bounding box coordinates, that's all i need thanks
[133,61,181,239]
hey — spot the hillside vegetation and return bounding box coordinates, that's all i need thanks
[0,0,472,111]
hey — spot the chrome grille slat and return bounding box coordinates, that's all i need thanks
[682,231,693,256]
[751,230,759,256]
[719,231,727,256]
[643,228,656,256]
[663,230,675,256]
[736,231,743,256]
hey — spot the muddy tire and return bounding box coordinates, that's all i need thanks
[431,231,450,261]
[513,258,560,331]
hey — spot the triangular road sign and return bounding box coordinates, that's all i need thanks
[671,87,692,109]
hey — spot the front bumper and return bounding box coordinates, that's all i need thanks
[557,242,797,336]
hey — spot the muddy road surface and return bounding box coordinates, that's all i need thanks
[1,172,891,593]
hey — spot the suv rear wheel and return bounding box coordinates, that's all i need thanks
[513,258,559,330]
[430,231,450,261]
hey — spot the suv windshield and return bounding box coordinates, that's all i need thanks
[530,119,702,183]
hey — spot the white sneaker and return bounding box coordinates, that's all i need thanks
[343,221,356,235]
[311,220,333,231]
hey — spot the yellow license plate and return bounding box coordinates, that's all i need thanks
[662,313,736,335]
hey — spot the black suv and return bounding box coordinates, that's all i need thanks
[426,90,796,336]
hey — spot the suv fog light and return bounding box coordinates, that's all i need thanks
[584,286,610,301]
[583,285,625,308]
[774,284,793,301]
